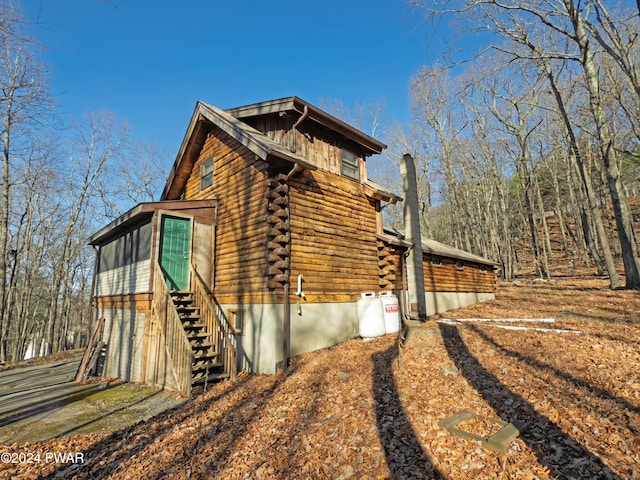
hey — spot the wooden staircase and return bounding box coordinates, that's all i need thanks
[170,291,230,387]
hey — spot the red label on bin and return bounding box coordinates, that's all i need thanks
[385,304,399,313]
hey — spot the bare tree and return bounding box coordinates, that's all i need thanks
[412,0,640,288]
[0,2,52,360]
[43,112,128,354]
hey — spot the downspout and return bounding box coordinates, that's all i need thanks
[401,154,427,321]
[282,162,301,371]
[290,105,309,154]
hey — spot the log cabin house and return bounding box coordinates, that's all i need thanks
[87,96,497,394]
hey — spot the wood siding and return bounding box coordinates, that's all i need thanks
[182,129,271,304]
[289,169,379,302]
[244,114,364,178]
[378,242,496,294]
[95,259,151,296]
[94,293,152,314]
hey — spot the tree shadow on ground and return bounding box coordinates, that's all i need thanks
[439,323,621,479]
[469,324,640,429]
[372,338,444,479]
[0,383,114,429]
[41,359,336,479]
[41,373,257,479]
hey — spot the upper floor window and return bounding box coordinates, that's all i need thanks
[341,149,359,180]
[200,157,214,190]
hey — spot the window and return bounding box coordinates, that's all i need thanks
[455,260,465,271]
[98,220,152,273]
[229,309,245,335]
[200,157,214,190]
[341,149,359,180]
[431,257,442,267]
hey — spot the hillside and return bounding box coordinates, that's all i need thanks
[2,277,639,479]
[513,197,640,279]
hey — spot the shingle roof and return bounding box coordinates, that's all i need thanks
[380,227,499,267]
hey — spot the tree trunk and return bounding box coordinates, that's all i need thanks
[567,0,640,288]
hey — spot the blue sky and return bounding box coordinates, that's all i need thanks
[23,0,443,158]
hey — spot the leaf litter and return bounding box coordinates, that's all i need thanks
[1,276,639,479]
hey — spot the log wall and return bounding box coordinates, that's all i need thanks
[378,242,496,294]
[289,170,380,302]
[182,129,272,304]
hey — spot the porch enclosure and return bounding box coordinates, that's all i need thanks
[89,200,237,394]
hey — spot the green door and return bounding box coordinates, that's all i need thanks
[159,215,192,291]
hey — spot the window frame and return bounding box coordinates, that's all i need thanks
[341,149,360,180]
[228,308,245,335]
[200,156,214,191]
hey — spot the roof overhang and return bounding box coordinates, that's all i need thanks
[227,96,387,155]
[379,227,500,267]
[87,199,218,246]
[364,180,402,204]
[162,101,317,200]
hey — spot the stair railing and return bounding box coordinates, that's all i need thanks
[190,265,237,381]
[148,261,193,394]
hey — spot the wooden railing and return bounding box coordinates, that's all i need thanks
[190,266,237,381]
[147,262,193,394]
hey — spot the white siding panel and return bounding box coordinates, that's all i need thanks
[96,259,151,296]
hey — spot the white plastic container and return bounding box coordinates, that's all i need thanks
[379,290,401,334]
[357,291,385,338]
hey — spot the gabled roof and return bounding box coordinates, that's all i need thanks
[162,101,317,200]
[226,96,387,155]
[379,227,499,267]
[162,98,394,201]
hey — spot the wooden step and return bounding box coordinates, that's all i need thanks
[170,292,194,303]
[188,333,209,342]
[193,351,220,363]
[170,290,192,297]
[192,363,225,379]
[182,323,207,331]
[192,370,229,385]
[176,305,199,314]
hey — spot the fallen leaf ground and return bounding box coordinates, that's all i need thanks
[1,276,639,479]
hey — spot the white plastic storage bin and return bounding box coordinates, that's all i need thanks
[379,290,401,333]
[357,291,385,338]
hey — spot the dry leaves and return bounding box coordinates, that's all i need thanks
[1,277,639,479]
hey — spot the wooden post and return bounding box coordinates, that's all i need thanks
[74,317,105,383]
